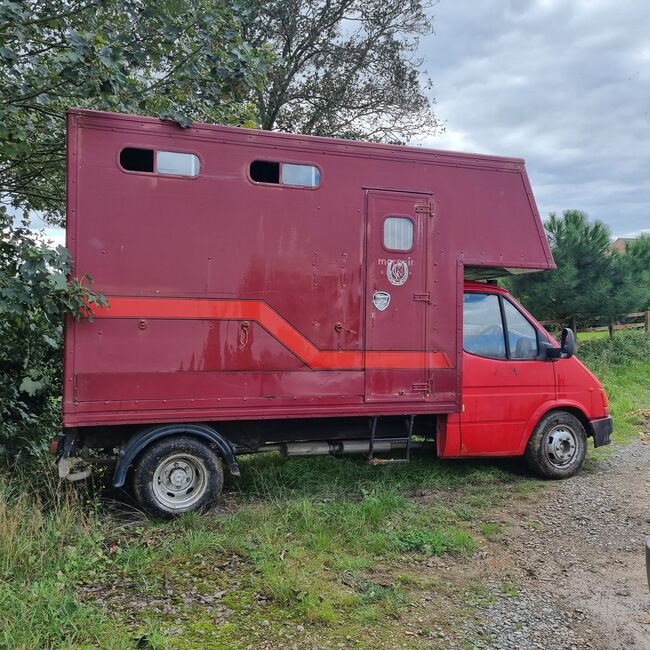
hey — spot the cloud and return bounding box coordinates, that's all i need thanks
[418,0,650,236]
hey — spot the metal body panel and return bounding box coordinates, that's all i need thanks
[64,109,555,430]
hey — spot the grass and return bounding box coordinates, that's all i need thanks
[0,464,136,649]
[0,458,523,647]
[578,330,650,445]
[0,330,648,648]
[577,330,609,341]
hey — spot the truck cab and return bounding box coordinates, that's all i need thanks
[443,281,612,477]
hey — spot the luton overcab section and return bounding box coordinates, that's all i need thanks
[54,109,612,518]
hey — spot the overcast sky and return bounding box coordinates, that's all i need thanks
[418,0,649,237]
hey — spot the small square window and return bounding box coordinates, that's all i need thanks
[156,151,200,176]
[384,217,413,251]
[120,147,154,172]
[250,160,280,183]
[281,163,320,187]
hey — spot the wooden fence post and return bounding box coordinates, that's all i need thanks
[646,310,650,332]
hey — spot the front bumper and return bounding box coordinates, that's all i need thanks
[589,416,613,448]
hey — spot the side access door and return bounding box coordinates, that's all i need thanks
[460,290,555,454]
[364,190,435,402]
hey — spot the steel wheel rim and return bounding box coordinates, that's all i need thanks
[152,453,208,510]
[545,425,578,468]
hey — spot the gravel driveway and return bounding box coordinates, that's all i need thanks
[466,440,650,649]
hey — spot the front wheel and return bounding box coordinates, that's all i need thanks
[524,411,587,479]
[132,436,223,519]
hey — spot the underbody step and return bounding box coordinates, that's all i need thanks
[367,415,415,464]
[368,457,409,465]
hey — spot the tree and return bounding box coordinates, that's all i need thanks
[0,207,106,458]
[0,0,267,224]
[243,0,443,141]
[623,235,650,310]
[506,210,642,332]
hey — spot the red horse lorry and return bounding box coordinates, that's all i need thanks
[54,109,612,517]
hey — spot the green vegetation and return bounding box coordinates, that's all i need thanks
[0,214,106,460]
[0,465,135,648]
[579,330,650,445]
[1,458,517,648]
[577,330,609,341]
[507,210,650,331]
[1,333,648,647]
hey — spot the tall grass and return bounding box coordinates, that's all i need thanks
[579,330,650,443]
[0,460,134,649]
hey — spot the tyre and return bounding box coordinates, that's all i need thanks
[132,436,223,519]
[524,411,587,479]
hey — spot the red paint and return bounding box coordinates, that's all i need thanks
[90,296,452,371]
[63,109,607,460]
[448,282,609,457]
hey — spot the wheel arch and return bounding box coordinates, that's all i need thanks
[518,401,592,454]
[113,423,240,488]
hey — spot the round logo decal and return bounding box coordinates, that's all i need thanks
[386,259,409,286]
[372,291,391,311]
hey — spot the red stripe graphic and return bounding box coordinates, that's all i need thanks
[91,297,452,371]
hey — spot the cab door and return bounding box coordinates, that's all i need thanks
[460,291,555,454]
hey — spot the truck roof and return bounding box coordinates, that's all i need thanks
[68,108,526,169]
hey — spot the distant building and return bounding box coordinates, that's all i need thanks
[610,237,635,253]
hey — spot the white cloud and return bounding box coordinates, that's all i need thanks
[418,0,650,237]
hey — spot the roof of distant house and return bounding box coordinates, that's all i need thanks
[611,237,636,253]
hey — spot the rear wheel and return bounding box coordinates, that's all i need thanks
[132,436,223,519]
[524,411,586,479]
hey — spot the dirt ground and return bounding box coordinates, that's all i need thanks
[438,438,650,649]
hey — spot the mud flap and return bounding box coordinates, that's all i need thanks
[589,416,613,448]
[57,456,92,481]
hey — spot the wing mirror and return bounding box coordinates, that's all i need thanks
[559,327,576,358]
[541,328,576,360]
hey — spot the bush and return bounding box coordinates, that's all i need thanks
[578,329,650,369]
[0,209,105,460]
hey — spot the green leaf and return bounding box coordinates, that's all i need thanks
[19,377,44,396]
[52,273,69,291]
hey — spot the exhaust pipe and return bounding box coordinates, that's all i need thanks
[281,439,409,457]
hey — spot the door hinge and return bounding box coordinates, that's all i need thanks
[412,379,433,393]
[413,292,431,303]
[415,202,434,216]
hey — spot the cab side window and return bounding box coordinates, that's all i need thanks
[463,294,506,359]
[503,300,538,359]
[463,292,539,360]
